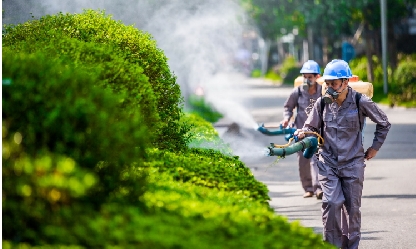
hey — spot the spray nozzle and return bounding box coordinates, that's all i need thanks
[266,137,318,158]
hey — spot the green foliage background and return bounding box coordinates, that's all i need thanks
[277,56,301,85]
[349,54,416,106]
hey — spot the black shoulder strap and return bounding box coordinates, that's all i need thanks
[320,97,325,136]
[297,86,302,111]
[355,92,362,131]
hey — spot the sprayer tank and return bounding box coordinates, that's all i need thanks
[294,75,373,98]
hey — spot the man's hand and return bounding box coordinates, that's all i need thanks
[294,129,305,139]
[364,147,378,160]
[280,119,289,128]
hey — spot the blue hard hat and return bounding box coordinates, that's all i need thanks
[322,59,353,80]
[300,60,320,74]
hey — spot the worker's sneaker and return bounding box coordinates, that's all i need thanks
[316,190,323,200]
[303,191,314,198]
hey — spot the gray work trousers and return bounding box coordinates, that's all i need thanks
[297,152,321,193]
[317,160,365,249]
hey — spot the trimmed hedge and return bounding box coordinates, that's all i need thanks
[2,10,188,150]
[2,51,149,243]
[2,10,335,249]
[183,113,233,155]
[145,148,270,204]
[4,37,159,132]
[187,95,223,123]
[2,168,333,249]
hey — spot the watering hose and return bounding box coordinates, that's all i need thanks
[257,123,297,141]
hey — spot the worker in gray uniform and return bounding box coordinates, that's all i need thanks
[281,60,323,199]
[294,59,391,249]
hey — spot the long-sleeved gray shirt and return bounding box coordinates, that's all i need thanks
[283,84,323,129]
[303,88,391,167]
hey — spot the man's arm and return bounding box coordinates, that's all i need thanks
[281,88,299,127]
[360,95,391,159]
[295,98,322,138]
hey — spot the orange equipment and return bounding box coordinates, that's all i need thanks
[294,75,373,98]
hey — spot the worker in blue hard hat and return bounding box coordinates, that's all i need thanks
[280,60,323,199]
[294,59,391,249]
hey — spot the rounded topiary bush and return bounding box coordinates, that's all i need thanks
[349,55,386,85]
[392,61,416,102]
[278,56,301,84]
[2,49,149,169]
[2,51,150,244]
[145,147,270,204]
[187,95,223,123]
[3,9,189,150]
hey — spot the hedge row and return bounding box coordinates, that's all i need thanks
[2,10,334,248]
[183,113,233,155]
[2,10,188,150]
[2,51,150,243]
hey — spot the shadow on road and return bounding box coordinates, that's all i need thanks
[362,194,416,199]
[268,192,300,198]
[363,123,416,160]
[361,236,383,241]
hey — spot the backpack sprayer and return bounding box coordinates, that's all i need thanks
[257,73,373,160]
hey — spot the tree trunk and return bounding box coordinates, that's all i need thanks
[307,26,314,60]
[374,29,381,59]
[277,38,285,65]
[302,39,309,62]
[322,29,329,65]
[364,22,374,82]
[388,21,398,72]
[261,39,271,76]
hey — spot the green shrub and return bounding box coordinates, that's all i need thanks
[187,95,223,123]
[390,60,416,105]
[251,69,262,78]
[2,11,336,249]
[265,70,282,81]
[4,173,335,248]
[350,55,416,107]
[2,51,149,243]
[3,167,330,248]
[349,55,391,104]
[348,55,386,85]
[183,113,233,155]
[145,147,270,204]
[4,38,158,130]
[2,9,189,150]
[279,56,301,84]
[138,171,334,249]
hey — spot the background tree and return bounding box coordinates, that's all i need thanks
[350,0,416,80]
[241,0,416,75]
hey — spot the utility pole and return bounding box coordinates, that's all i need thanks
[380,0,388,94]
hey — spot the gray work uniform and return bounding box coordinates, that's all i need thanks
[283,84,322,193]
[302,88,391,249]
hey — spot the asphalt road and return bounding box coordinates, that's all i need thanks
[214,74,416,249]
